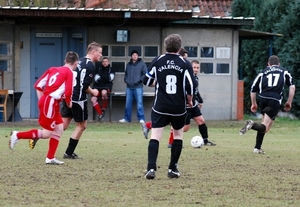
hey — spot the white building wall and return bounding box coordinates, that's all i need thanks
[19,26,31,118]
[12,24,240,121]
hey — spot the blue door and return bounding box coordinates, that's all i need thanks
[30,37,62,118]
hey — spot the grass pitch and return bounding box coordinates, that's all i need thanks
[0,118,300,207]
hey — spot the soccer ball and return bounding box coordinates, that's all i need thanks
[190,136,204,148]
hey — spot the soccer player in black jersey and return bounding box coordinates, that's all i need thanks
[143,34,194,179]
[183,60,216,146]
[61,42,102,159]
[240,55,295,154]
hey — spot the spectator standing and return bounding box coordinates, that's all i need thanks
[91,57,115,120]
[119,50,147,123]
[240,55,295,154]
[9,51,79,165]
[143,34,194,179]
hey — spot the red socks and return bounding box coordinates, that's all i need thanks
[93,102,103,115]
[168,129,174,145]
[46,135,60,159]
[102,98,108,110]
[145,122,152,129]
[16,129,40,139]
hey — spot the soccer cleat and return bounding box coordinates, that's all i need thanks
[239,120,254,135]
[29,139,39,150]
[141,123,150,139]
[204,140,216,146]
[63,153,81,159]
[167,144,172,148]
[144,169,156,179]
[167,169,181,178]
[97,114,103,121]
[9,131,18,150]
[139,119,145,124]
[97,109,106,121]
[45,157,64,165]
[119,118,129,123]
[253,148,265,154]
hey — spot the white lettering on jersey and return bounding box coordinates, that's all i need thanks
[158,60,183,72]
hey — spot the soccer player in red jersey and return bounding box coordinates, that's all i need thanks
[9,51,79,165]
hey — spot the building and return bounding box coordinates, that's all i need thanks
[0,1,255,121]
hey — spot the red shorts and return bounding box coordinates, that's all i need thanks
[97,88,111,97]
[38,95,63,131]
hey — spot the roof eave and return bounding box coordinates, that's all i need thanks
[170,17,254,26]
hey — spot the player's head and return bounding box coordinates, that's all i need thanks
[164,34,181,53]
[65,51,79,70]
[86,42,103,62]
[268,55,280,66]
[101,57,110,67]
[179,48,188,59]
[191,60,200,75]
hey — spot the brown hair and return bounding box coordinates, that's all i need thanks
[268,55,279,65]
[164,34,181,53]
[65,51,79,64]
[179,48,188,57]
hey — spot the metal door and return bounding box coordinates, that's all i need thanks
[30,37,62,118]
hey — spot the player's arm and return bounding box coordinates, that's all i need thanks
[196,92,203,108]
[34,68,50,91]
[109,68,115,82]
[185,70,194,107]
[85,86,99,97]
[284,85,295,111]
[143,57,157,87]
[36,90,43,101]
[249,73,262,113]
[64,71,74,106]
[83,62,98,96]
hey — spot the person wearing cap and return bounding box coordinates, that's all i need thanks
[119,50,147,123]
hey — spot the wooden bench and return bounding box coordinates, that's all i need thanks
[108,91,155,122]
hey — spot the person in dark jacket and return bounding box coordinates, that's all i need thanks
[91,57,115,120]
[119,50,147,123]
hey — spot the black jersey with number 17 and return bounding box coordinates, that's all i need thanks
[144,53,194,116]
[251,65,293,102]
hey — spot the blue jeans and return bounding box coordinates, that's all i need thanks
[123,87,145,122]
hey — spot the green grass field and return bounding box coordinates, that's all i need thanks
[0,118,300,207]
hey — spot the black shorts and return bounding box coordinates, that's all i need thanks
[61,100,88,122]
[185,106,202,125]
[151,110,186,130]
[259,98,280,120]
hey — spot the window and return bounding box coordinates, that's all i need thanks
[200,63,213,74]
[216,63,230,74]
[184,46,197,57]
[144,46,158,57]
[116,30,130,42]
[128,46,141,56]
[0,42,12,71]
[197,46,231,75]
[111,46,125,57]
[111,62,125,73]
[102,45,109,57]
[216,47,231,59]
[0,60,7,71]
[201,47,214,58]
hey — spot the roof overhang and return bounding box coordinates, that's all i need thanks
[0,7,192,25]
[239,29,283,39]
[170,16,255,26]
